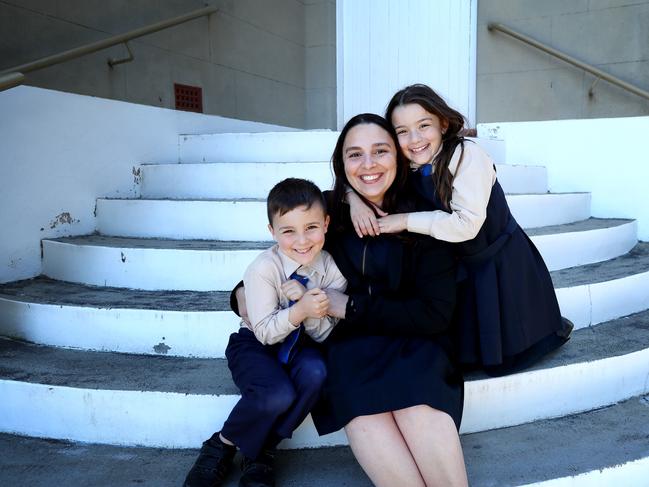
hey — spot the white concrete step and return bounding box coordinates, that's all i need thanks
[140,162,547,199]
[1,310,648,449]
[95,192,589,241]
[527,218,637,271]
[43,219,636,292]
[0,277,239,358]
[179,132,507,164]
[2,395,649,486]
[42,236,272,291]
[3,243,649,358]
[508,192,590,228]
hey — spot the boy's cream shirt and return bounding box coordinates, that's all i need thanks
[242,244,347,345]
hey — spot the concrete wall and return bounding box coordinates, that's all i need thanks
[305,0,336,129]
[478,117,649,241]
[477,0,649,123]
[0,85,292,284]
[0,0,337,129]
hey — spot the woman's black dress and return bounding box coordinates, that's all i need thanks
[411,141,567,376]
[311,207,464,435]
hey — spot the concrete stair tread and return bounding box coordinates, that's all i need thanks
[102,192,587,200]
[468,309,649,379]
[525,217,632,236]
[4,236,648,310]
[0,276,232,311]
[550,241,649,288]
[0,336,238,396]
[45,235,273,251]
[100,197,267,202]
[1,394,648,487]
[2,309,649,395]
[48,218,632,251]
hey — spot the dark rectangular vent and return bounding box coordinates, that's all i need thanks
[174,83,203,113]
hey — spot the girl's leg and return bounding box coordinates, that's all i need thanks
[393,405,468,487]
[344,412,426,487]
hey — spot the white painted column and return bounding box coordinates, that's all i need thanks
[336,0,477,128]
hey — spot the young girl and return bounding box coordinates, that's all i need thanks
[347,84,572,376]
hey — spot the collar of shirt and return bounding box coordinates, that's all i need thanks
[275,245,326,281]
[409,144,443,172]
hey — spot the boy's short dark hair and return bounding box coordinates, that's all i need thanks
[267,178,326,225]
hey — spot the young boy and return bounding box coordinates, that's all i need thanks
[184,178,347,487]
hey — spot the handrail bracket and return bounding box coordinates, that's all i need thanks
[108,42,134,68]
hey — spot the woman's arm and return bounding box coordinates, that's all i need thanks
[344,242,456,336]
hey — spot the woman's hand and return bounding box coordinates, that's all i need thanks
[235,286,250,325]
[348,190,387,238]
[377,213,408,234]
[324,289,349,319]
[281,280,307,302]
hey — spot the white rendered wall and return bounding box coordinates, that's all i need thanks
[478,117,649,241]
[0,86,292,283]
[337,0,476,127]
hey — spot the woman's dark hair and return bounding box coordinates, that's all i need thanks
[386,84,467,210]
[329,113,410,225]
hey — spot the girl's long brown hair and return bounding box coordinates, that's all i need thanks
[385,84,467,210]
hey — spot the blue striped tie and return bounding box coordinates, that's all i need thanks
[277,272,309,364]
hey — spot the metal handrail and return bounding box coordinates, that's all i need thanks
[488,22,649,102]
[0,5,217,91]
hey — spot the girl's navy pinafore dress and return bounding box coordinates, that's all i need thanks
[412,142,567,376]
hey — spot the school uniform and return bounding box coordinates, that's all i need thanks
[407,141,567,375]
[312,205,464,435]
[221,245,347,459]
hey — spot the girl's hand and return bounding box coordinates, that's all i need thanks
[281,279,307,302]
[348,190,387,238]
[377,213,408,234]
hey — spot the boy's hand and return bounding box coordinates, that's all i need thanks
[291,288,329,322]
[347,190,387,238]
[281,279,307,302]
[378,213,408,234]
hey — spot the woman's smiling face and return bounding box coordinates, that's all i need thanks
[342,123,398,208]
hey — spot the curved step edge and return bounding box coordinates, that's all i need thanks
[1,347,647,449]
[3,268,649,357]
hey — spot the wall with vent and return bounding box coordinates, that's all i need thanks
[0,0,336,129]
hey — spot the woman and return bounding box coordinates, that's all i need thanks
[233,114,467,486]
[347,84,571,376]
[311,113,467,487]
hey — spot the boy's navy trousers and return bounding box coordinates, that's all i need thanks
[220,328,327,459]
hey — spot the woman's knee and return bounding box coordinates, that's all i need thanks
[394,405,457,432]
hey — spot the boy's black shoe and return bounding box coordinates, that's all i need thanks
[184,432,236,487]
[239,449,276,487]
